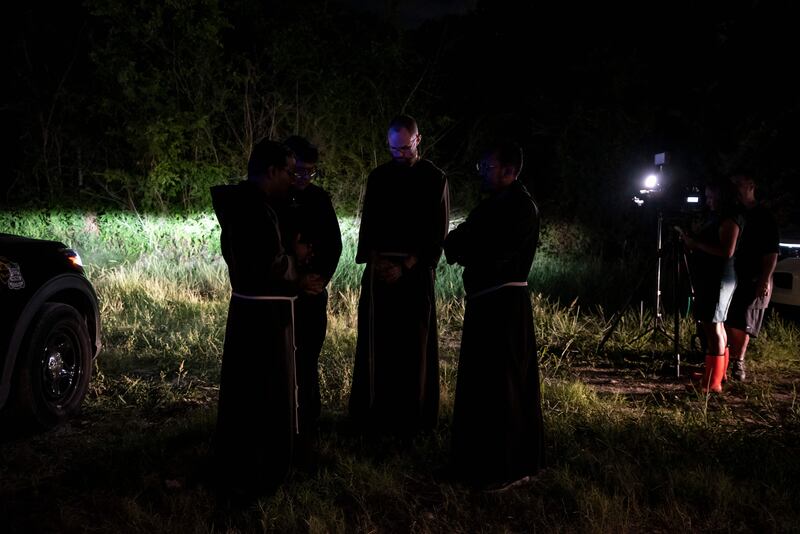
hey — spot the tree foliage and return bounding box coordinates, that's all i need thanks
[3,1,797,228]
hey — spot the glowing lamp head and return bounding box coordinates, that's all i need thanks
[644,174,659,190]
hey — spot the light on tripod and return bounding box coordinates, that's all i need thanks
[686,195,699,204]
[643,174,659,190]
[610,151,685,377]
[633,172,664,206]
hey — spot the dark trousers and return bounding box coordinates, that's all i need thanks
[295,290,328,437]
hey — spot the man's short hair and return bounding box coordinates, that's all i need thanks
[248,139,292,178]
[283,135,319,164]
[485,142,524,175]
[388,114,419,134]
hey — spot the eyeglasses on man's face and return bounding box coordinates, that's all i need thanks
[294,167,318,180]
[388,134,419,154]
[475,162,498,173]
[389,144,417,154]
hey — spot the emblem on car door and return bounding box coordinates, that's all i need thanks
[0,256,26,290]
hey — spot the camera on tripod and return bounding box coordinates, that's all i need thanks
[598,151,705,375]
[632,152,703,217]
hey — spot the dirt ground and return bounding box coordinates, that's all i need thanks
[573,357,800,419]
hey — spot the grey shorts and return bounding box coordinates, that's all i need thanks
[726,281,769,337]
[726,300,767,337]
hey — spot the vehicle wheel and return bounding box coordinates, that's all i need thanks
[14,303,93,429]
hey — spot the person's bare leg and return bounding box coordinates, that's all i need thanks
[719,323,728,354]
[703,321,725,356]
[726,326,749,360]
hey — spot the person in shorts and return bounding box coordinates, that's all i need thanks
[678,177,744,392]
[725,173,779,381]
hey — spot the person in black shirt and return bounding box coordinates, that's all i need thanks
[349,115,449,436]
[725,173,779,381]
[444,142,544,492]
[279,135,342,461]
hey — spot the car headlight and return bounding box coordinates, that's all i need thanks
[60,249,84,270]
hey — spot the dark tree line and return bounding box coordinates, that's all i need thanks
[3,0,415,212]
[2,0,798,232]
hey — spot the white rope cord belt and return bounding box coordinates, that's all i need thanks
[231,292,300,434]
[467,281,528,300]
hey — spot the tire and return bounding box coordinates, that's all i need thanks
[14,303,93,429]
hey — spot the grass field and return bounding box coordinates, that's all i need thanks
[1,210,799,533]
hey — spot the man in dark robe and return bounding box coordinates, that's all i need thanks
[210,139,322,496]
[277,135,342,461]
[444,142,545,491]
[349,115,449,435]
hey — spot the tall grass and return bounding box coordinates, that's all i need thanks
[2,210,799,533]
[1,210,641,302]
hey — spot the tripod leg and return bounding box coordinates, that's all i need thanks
[673,237,682,377]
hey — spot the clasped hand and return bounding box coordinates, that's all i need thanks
[294,234,324,295]
[374,254,418,284]
[299,273,325,295]
[294,235,313,267]
[374,258,402,283]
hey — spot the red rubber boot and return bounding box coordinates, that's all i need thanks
[701,354,726,393]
